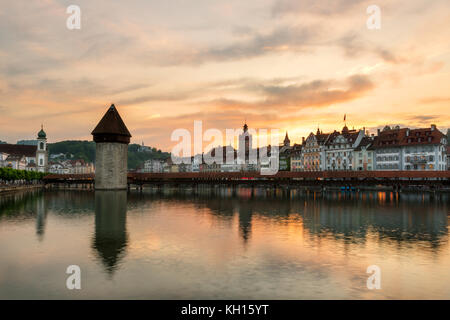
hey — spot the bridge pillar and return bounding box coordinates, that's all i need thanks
[92,104,131,190]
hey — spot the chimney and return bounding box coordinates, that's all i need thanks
[431,124,436,131]
[377,129,380,136]
[302,137,305,144]
[406,128,410,136]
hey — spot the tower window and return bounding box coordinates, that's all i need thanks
[40,142,44,150]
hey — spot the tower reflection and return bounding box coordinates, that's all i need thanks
[35,195,47,241]
[92,190,128,275]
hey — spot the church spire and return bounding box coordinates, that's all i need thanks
[284,131,290,146]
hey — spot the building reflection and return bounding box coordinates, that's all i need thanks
[301,191,449,248]
[128,187,449,250]
[1,187,447,258]
[237,203,253,243]
[91,190,128,275]
[0,190,48,240]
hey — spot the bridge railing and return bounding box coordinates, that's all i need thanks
[42,171,450,183]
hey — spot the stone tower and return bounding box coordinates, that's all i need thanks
[36,125,48,173]
[91,104,131,190]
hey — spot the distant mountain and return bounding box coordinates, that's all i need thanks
[48,140,170,169]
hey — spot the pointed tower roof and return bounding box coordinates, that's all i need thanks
[92,104,131,144]
[284,131,290,146]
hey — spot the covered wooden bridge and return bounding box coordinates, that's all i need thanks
[42,171,450,191]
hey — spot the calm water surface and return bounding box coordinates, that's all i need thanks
[0,188,449,299]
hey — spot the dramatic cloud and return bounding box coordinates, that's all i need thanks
[205,74,374,111]
[272,0,367,17]
[137,24,322,66]
[336,33,405,64]
[0,0,449,148]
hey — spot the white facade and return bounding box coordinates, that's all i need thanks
[403,143,447,171]
[4,155,27,170]
[221,158,240,172]
[375,148,402,170]
[374,125,447,171]
[48,160,94,174]
[324,129,364,171]
[142,159,164,173]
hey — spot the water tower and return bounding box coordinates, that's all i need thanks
[91,104,131,190]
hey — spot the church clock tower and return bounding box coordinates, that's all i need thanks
[36,125,48,173]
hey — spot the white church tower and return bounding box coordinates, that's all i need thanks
[36,125,48,173]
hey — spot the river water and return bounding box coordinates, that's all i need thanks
[0,188,449,299]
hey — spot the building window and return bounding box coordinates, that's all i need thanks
[40,142,44,150]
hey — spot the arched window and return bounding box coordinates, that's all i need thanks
[40,142,44,150]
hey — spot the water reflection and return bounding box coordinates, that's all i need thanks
[126,188,449,250]
[91,190,128,275]
[0,189,448,250]
[35,196,47,241]
[0,188,449,299]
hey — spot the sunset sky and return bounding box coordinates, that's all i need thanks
[1,0,449,150]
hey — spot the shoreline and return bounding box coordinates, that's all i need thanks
[0,184,44,195]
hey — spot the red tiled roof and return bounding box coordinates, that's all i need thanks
[0,144,37,157]
[372,128,408,148]
[400,128,444,146]
[373,127,445,148]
